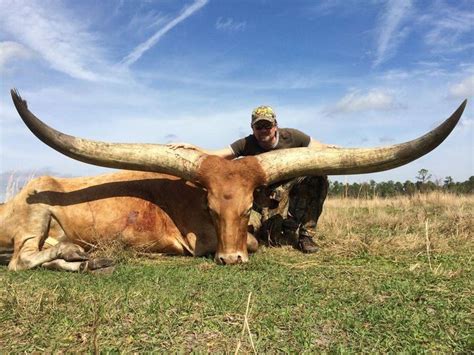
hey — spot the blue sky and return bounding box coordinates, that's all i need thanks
[1,0,473,185]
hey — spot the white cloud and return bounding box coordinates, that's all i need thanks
[329,89,395,113]
[422,3,474,51]
[307,0,343,15]
[120,0,208,67]
[304,0,371,18]
[126,10,169,34]
[216,17,246,32]
[373,0,413,67]
[459,117,473,130]
[449,75,474,99]
[0,41,32,72]
[0,0,107,81]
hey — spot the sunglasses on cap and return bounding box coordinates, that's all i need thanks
[253,122,275,130]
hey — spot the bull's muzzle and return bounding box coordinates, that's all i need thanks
[215,251,249,265]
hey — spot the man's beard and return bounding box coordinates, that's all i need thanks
[260,134,274,142]
[258,131,278,149]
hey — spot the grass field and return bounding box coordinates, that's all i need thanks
[1,192,472,352]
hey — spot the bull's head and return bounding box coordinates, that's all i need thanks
[11,90,467,264]
[196,156,266,264]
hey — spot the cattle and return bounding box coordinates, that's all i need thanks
[0,170,259,271]
[1,89,467,271]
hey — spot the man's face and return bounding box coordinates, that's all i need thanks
[252,120,278,148]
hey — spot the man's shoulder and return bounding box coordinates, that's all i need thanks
[230,134,261,156]
[231,134,257,146]
[278,128,310,147]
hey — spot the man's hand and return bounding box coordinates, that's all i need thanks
[167,143,200,151]
[167,143,235,159]
[308,138,340,150]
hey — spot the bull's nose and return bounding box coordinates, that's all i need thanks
[215,252,248,265]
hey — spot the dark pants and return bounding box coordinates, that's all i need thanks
[250,176,329,246]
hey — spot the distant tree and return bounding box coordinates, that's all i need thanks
[416,169,432,183]
[382,180,397,197]
[443,176,454,191]
[459,176,474,194]
[425,181,437,192]
[329,180,344,197]
[416,169,432,193]
[444,176,453,186]
[394,181,404,194]
[404,180,416,196]
[328,175,472,198]
[360,182,371,199]
[468,176,474,193]
[369,179,377,198]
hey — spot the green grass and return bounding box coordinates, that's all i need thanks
[1,193,472,352]
[1,248,472,353]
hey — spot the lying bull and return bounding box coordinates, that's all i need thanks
[0,170,255,271]
[1,90,467,271]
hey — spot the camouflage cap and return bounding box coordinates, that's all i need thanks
[251,105,276,126]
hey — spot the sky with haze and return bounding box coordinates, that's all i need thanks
[0,0,473,187]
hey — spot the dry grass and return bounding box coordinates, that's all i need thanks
[317,192,473,256]
[2,172,40,202]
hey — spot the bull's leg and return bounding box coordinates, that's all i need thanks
[41,259,84,272]
[8,205,91,271]
[9,239,89,271]
[42,257,115,272]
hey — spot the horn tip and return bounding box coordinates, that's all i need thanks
[456,99,468,118]
[10,88,19,99]
[10,88,27,108]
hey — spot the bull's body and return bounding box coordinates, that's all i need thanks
[0,170,258,270]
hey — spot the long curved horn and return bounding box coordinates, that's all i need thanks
[257,100,467,185]
[11,89,205,181]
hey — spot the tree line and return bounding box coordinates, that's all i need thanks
[328,169,474,198]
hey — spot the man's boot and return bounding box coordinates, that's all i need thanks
[282,220,318,253]
[297,229,318,254]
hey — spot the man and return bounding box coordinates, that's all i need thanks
[171,106,329,253]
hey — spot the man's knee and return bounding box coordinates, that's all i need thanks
[288,175,328,223]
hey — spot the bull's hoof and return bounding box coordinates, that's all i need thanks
[89,265,116,275]
[87,257,115,270]
[59,243,89,262]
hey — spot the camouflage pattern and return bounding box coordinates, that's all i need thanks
[250,176,329,247]
[252,105,276,119]
[251,106,277,126]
